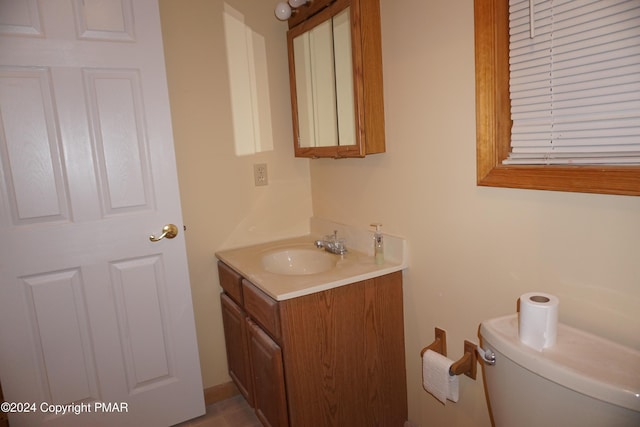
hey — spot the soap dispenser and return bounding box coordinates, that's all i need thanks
[371,223,384,265]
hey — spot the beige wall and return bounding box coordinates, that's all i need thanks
[159,0,312,391]
[160,0,640,426]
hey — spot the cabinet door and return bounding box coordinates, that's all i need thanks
[279,272,407,426]
[247,319,289,427]
[220,294,253,406]
[287,0,385,158]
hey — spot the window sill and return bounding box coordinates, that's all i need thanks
[478,165,640,196]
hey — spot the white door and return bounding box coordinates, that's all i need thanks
[0,1,205,426]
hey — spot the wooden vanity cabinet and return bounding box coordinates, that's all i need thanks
[217,261,407,427]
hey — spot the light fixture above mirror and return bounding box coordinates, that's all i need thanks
[274,0,311,21]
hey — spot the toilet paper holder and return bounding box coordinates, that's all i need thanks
[421,328,477,380]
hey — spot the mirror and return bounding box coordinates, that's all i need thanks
[292,7,355,149]
[286,0,385,158]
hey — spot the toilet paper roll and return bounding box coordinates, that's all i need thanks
[518,292,559,351]
[422,349,459,404]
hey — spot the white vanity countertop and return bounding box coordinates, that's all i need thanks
[216,233,407,301]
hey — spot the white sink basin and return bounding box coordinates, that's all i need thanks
[262,248,336,276]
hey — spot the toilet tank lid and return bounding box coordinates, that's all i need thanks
[480,314,640,413]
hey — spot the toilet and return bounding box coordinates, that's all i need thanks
[479,314,640,427]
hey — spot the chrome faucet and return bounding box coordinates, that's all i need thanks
[314,230,347,255]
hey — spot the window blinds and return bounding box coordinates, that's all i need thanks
[506,0,640,165]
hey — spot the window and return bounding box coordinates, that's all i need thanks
[474,0,640,196]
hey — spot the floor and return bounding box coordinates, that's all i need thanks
[174,395,261,427]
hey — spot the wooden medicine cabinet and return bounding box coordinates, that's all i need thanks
[286,0,385,158]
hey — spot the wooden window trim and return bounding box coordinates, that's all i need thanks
[474,0,640,196]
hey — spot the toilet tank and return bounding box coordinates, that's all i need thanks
[479,314,640,427]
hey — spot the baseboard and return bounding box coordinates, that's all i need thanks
[203,382,240,406]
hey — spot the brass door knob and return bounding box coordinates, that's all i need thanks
[149,224,179,242]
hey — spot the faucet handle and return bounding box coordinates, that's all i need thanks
[324,230,338,242]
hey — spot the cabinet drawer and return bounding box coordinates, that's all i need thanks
[218,261,243,304]
[242,279,281,341]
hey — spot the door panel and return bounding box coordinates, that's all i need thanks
[74,0,135,42]
[0,1,204,426]
[0,0,43,36]
[110,255,173,389]
[85,68,154,214]
[22,268,99,405]
[0,67,69,224]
